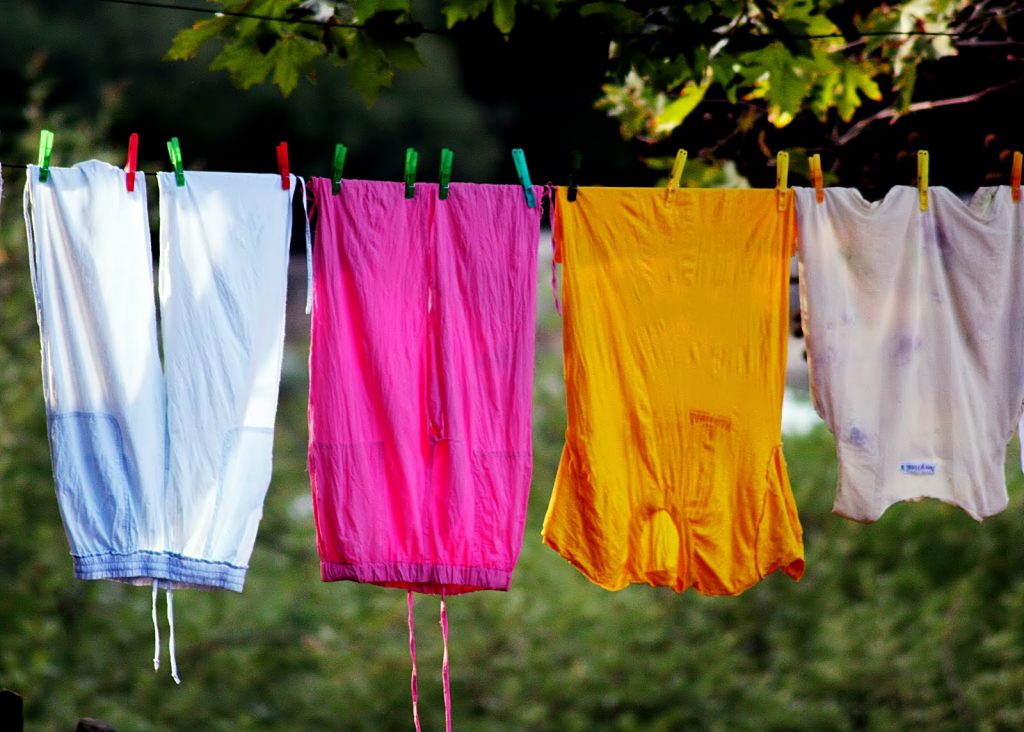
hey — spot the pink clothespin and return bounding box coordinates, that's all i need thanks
[126,133,139,192]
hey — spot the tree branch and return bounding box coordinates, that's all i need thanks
[836,76,1024,146]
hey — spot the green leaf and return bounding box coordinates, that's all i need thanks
[493,0,516,34]
[579,2,643,26]
[266,34,325,97]
[653,75,711,135]
[345,33,395,105]
[209,39,273,89]
[166,16,234,61]
[835,65,882,121]
[354,0,412,22]
[688,1,714,23]
[379,38,424,69]
[441,0,491,28]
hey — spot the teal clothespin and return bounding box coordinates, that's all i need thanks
[567,150,581,202]
[511,148,536,208]
[37,129,54,183]
[332,143,347,195]
[438,147,454,200]
[404,147,418,199]
[166,137,185,187]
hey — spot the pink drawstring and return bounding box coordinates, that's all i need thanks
[407,590,422,732]
[440,591,451,732]
[543,184,563,316]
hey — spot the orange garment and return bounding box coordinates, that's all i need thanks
[542,186,805,595]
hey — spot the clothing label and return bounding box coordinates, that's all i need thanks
[900,462,936,476]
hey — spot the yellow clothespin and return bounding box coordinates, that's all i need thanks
[809,153,824,204]
[664,149,687,206]
[917,150,929,212]
[776,151,789,211]
[1011,151,1021,203]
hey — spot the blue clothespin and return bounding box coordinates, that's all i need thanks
[567,150,581,202]
[511,148,536,208]
[37,129,54,183]
[438,147,454,200]
[166,137,185,187]
[332,143,347,195]
[404,147,418,199]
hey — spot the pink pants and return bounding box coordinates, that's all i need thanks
[308,178,541,595]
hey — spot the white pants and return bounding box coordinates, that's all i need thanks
[25,161,294,591]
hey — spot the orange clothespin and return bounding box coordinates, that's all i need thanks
[125,133,139,192]
[1011,151,1021,203]
[776,151,789,211]
[276,142,290,190]
[917,150,929,211]
[664,148,687,206]
[809,153,824,203]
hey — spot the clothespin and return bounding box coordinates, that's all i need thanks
[664,148,687,206]
[166,137,185,187]
[37,129,54,183]
[438,147,454,200]
[276,142,290,190]
[511,148,537,208]
[1011,151,1021,203]
[125,133,139,192]
[404,147,418,199]
[776,151,790,212]
[917,150,929,212]
[809,153,824,204]
[331,143,347,195]
[567,150,581,203]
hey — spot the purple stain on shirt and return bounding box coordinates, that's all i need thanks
[890,333,919,366]
[848,427,869,449]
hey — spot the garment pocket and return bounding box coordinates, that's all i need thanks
[49,412,135,556]
[203,427,275,565]
[470,450,532,565]
[309,441,386,558]
[684,410,734,514]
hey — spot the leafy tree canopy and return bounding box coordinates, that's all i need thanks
[168,0,1020,153]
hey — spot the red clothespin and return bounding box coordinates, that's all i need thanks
[126,133,139,192]
[1012,151,1022,203]
[276,142,290,190]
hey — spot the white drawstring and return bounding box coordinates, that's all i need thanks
[167,583,180,684]
[151,579,160,671]
[299,176,313,315]
[151,580,182,684]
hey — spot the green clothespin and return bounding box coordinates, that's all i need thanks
[37,129,54,183]
[511,148,536,208]
[438,147,454,200]
[332,143,347,195]
[404,147,418,199]
[166,137,185,187]
[567,150,581,202]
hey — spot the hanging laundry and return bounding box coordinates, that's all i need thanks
[156,170,295,588]
[24,161,297,681]
[542,186,805,595]
[24,160,168,584]
[308,177,541,731]
[307,179,541,594]
[796,185,1024,522]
